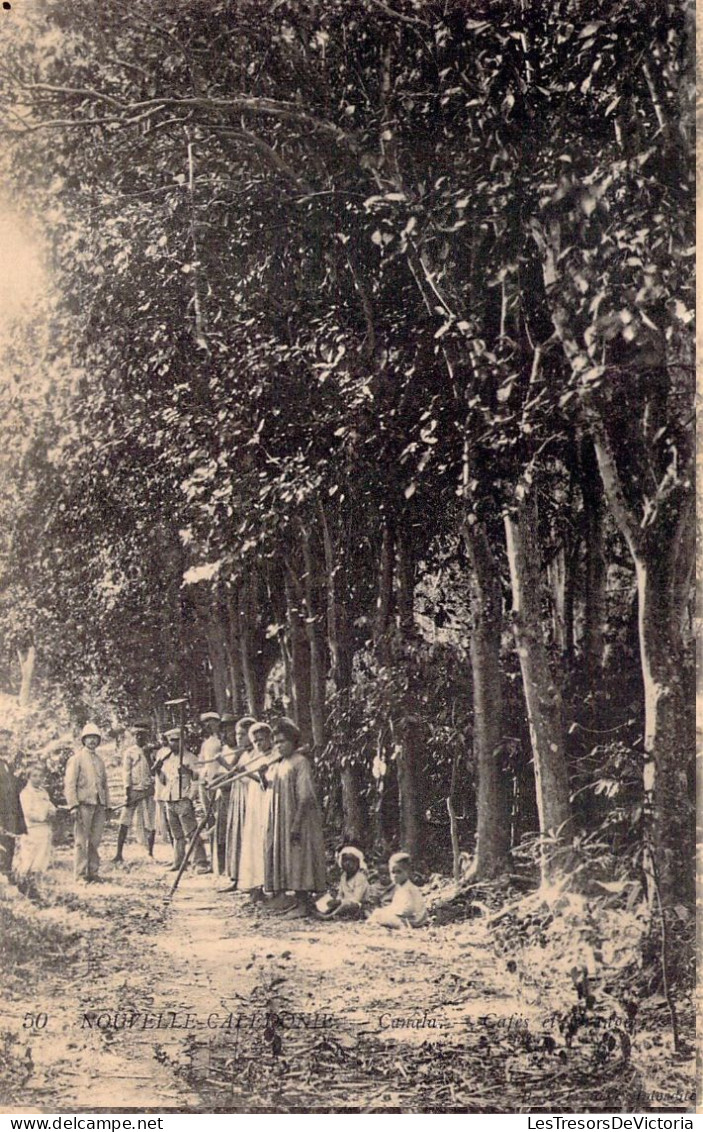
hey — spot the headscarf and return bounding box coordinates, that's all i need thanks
[248,722,272,745]
[337,845,367,871]
[272,716,301,746]
[388,851,412,870]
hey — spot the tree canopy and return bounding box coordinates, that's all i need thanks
[0,0,694,909]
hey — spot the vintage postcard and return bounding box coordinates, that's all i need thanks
[0,0,696,1116]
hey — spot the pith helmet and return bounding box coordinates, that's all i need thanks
[81,722,101,743]
[200,711,220,724]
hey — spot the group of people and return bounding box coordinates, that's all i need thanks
[0,730,56,880]
[137,711,335,919]
[0,713,428,928]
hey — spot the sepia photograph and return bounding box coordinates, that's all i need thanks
[0,0,696,1116]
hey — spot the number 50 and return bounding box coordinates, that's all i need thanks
[23,1012,48,1030]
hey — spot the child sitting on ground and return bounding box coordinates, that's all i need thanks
[367,851,427,929]
[318,846,370,919]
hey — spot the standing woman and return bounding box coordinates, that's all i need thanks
[236,722,275,903]
[220,715,256,892]
[16,766,56,877]
[265,718,326,918]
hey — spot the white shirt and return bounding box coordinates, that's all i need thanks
[20,783,55,827]
[198,734,223,784]
[388,880,427,925]
[122,744,152,793]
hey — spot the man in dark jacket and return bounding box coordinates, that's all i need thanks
[0,727,27,877]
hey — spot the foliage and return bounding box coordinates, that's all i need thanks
[0,0,693,898]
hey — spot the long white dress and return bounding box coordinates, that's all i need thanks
[15,784,56,875]
[224,746,255,883]
[237,757,274,890]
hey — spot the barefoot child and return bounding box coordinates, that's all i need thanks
[367,851,427,929]
[319,846,369,919]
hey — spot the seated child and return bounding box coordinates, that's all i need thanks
[367,851,427,929]
[319,846,370,920]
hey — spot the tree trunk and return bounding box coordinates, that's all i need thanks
[504,491,572,882]
[587,419,694,908]
[239,570,263,717]
[579,436,607,684]
[224,591,243,717]
[285,569,313,745]
[204,618,230,714]
[300,526,327,748]
[547,547,568,658]
[319,501,354,690]
[340,762,366,845]
[17,644,35,709]
[633,544,693,904]
[374,517,394,651]
[463,520,511,879]
[396,522,416,637]
[532,216,694,908]
[395,717,426,860]
[319,500,367,840]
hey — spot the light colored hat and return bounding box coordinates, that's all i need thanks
[164,727,181,741]
[200,711,220,723]
[81,722,101,743]
[388,851,412,870]
[337,845,367,871]
[248,722,272,744]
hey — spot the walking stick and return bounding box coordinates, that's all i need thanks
[206,752,283,793]
[169,752,282,896]
[105,787,154,818]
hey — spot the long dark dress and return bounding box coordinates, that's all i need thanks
[265,751,326,894]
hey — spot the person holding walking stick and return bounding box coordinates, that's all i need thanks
[158,727,209,875]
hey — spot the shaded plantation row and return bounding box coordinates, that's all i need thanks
[0,0,693,910]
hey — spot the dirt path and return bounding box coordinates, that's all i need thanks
[1,839,693,1113]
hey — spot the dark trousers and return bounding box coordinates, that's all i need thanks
[166,798,207,869]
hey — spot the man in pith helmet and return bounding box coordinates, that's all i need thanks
[64,722,110,883]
